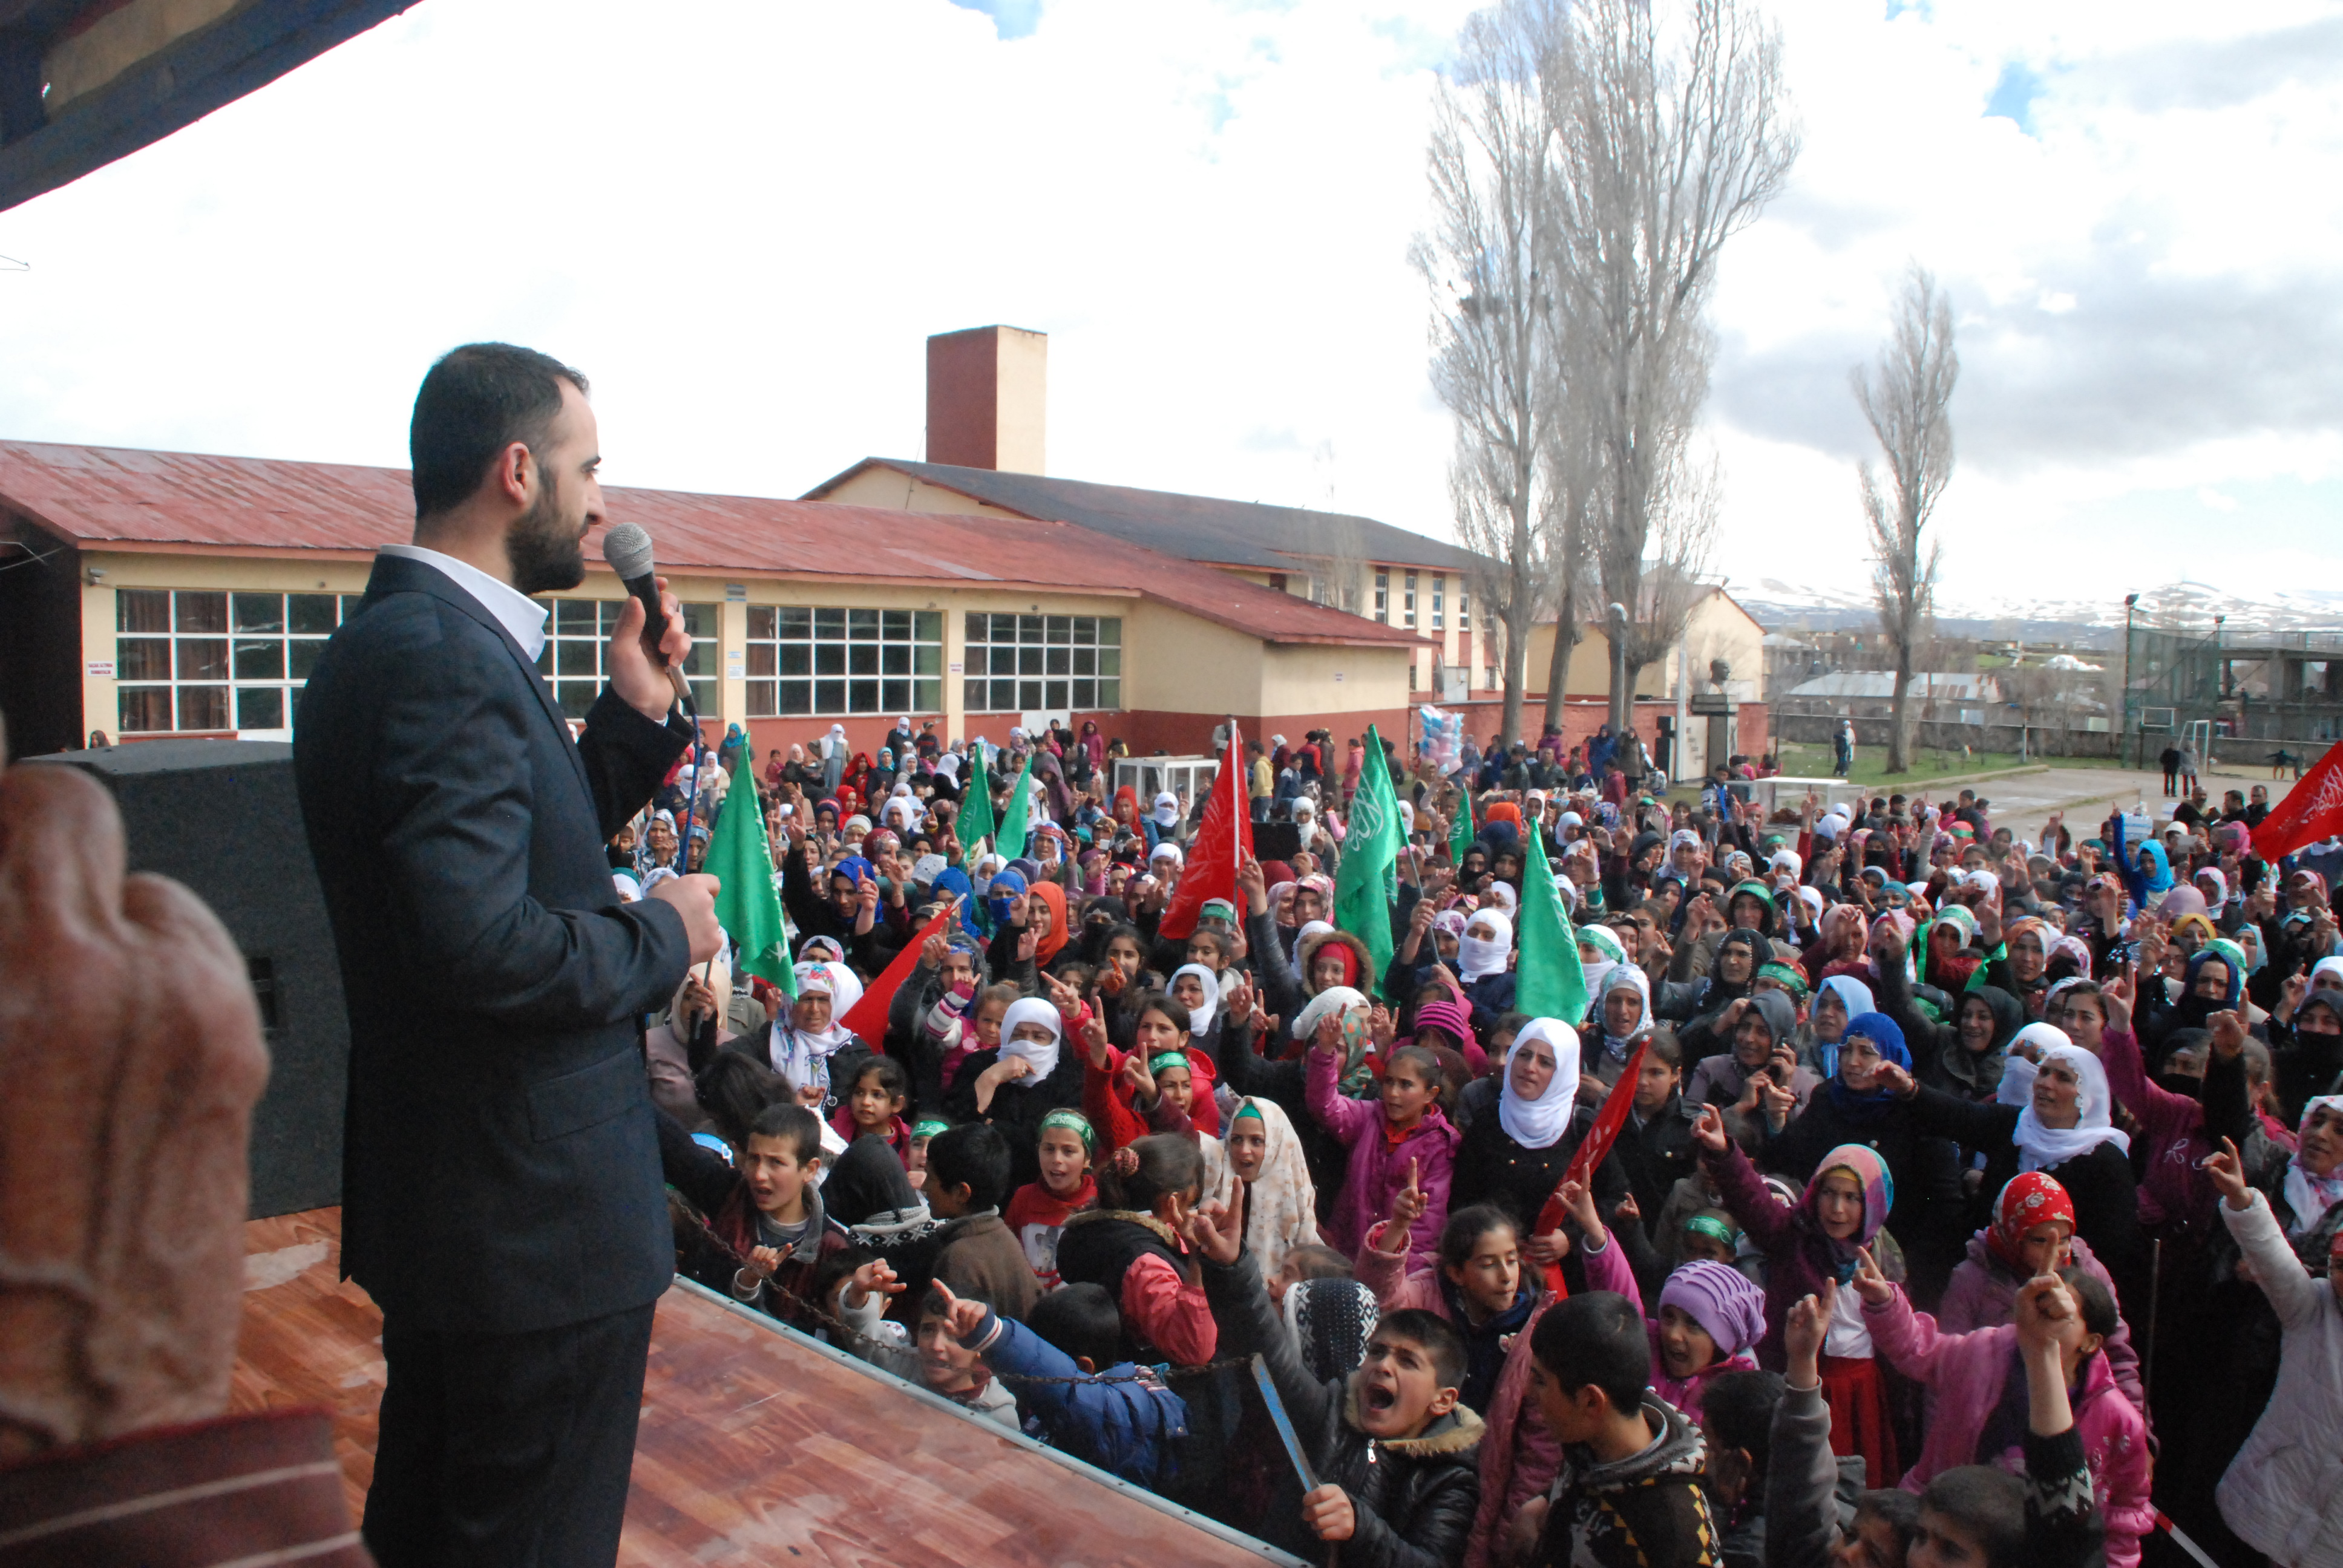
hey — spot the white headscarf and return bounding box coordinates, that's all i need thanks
[2312,955,2343,995]
[1199,1096,1322,1278]
[1459,907,1514,982]
[1170,962,1223,1036]
[2283,1095,2343,1236]
[998,997,1065,1081]
[1499,1019,1582,1150]
[2013,1043,2129,1173]
[770,960,865,1097]
[1484,881,1519,917]
[1151,841,1185,868]
[1291,985,1368,1047]
[1598,965,1650,1059]
[1153,791,1182,827]
[1295,918,1336,948]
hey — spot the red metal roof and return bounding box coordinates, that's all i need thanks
[0,440,1428,650]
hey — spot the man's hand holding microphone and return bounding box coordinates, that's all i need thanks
[604,523,721,963]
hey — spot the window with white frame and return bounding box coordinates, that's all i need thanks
[746,607,941,718]
[114,588,365,735]
[539,598,718,720]
[1459,583,1470,631]
[1404,572,1418,628]
[1432,573,1445,630]
[963,612,1120,714]
[1374,572,1389,624]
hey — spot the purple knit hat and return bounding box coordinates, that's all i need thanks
[1659,1260,1767,1357]
[1413,996,1479,1059]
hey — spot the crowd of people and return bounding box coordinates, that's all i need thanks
[615,716,2343,1568]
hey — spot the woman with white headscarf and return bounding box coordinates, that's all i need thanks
[762,959,868,1113]
[1451,1019,1628,1294]
[943,993,1084,1190]
[1588,964,1653,1086]
[1454,904,1519,1042]
[1886,1035,2148,1310]
[1200,1095,1321,1281]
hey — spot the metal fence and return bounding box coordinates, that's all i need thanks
[2122,622,2343,760]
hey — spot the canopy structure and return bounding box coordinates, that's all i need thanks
[0,0,416,214]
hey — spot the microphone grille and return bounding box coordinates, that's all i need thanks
[601,522,654,580]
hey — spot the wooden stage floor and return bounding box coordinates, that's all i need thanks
[232,1209,1299,1566]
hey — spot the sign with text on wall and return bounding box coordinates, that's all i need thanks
[87,661,113,678]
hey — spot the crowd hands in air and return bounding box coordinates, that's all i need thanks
[623,718,2343,1568]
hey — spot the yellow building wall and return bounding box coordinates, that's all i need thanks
[813,467,1033,522]
[76,544,1426,750]
[1259,642,1412,716]
[1521,592,1766,702]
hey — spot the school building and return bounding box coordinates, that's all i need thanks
[0,323,1761,768]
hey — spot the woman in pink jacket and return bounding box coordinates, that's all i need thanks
[1938,1170,2146,1414]
[1304,1019,1458,1269]
[1852,1241,2155,1567]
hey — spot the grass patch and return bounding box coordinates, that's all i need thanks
[1770,743,2118,788]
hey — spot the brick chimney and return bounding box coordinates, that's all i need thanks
[925,325,1046,474]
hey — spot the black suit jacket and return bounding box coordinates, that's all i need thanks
[295,553,693,1334]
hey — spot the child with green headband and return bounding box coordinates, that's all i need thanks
[907,1116,951,1183]
[1004,1108,1099,1291]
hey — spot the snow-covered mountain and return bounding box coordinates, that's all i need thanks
[1732,578,2343,648]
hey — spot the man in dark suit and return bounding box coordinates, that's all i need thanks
[295,343,720,1568]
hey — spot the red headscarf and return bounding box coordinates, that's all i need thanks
[1029,881,1069,965]
[1985,1172,2075,1273]
[1312,937,1358,988]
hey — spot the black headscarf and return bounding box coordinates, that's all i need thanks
[825,1135,921,1226]
[1696,927,1766,1013]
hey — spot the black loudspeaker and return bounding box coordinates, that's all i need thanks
[30,740,346,1218]
[1253,822,1302,864]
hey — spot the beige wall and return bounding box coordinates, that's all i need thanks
[77,543,1426,747]
[815,468,1034,521]
[1260,641,1412,716]
[1523,590,1766,702]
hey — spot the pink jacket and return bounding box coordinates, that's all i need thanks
[1352,1223,1564,1568]
[1865,1285,2154,1568]
[1577,1223,1753,1426]
[1306,1044,1460,1269]
[1936,1231,2145,1417]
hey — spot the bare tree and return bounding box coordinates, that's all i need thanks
[1854,264,1959,773]
[1539,430,1601,735]
[1547,0,1798,736]
[1414,0,1568,750]
[1614,440,1722,706]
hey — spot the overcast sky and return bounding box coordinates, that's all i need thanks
[3,0,2338,616]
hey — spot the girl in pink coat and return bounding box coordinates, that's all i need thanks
[1305,1019,1458,1269]
[1851,1243,2155,1567]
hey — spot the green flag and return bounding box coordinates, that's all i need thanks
[706,727,791,991]
[956,740,995,854]
[1516,818,1589,1024]
[1450,783,1473,864]
[1333,721,1402,998]
[994,748,1039,860]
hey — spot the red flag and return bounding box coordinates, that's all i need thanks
[2251,739,2343,864]
[1159,719,1255,942]
[838,899,959,1049]
[1528,1036,1650,1297]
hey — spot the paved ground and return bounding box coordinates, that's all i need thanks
[1879,763,2305,836]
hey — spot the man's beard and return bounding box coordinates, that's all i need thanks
[506,479,586,595]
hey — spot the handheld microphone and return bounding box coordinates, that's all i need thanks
[600,523,669,667]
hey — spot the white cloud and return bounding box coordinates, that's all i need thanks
[0,0,2337,620]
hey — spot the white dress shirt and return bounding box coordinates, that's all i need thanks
[377,543,551,662]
